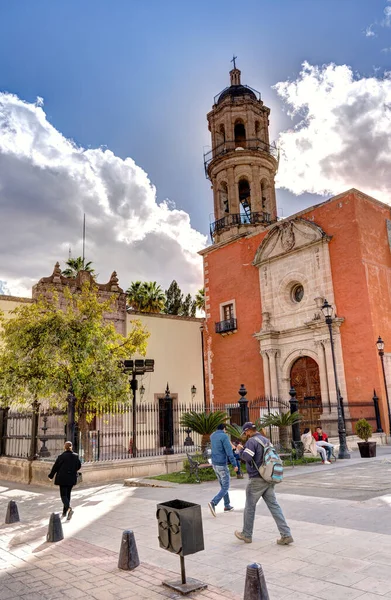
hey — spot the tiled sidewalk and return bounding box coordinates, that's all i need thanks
[0,536,236,600]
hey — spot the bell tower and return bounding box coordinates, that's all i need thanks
[204,61,278,244]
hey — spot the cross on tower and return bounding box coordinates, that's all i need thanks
[231,55,237,69]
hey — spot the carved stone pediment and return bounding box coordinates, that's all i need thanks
[253,218,331,266]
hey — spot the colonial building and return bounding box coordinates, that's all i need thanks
[200,65,391,435]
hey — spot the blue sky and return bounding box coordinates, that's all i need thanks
[0,0,391,294]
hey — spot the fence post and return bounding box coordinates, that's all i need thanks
[373,390,383,433]
[0,407,9,456]
[238,384,249,426]
[28,400,40,460]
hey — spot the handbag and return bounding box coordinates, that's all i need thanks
[76,472,83,485]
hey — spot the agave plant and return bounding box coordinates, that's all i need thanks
[180,411,228,451]
[225,423,245,443]
[260,410,302,449]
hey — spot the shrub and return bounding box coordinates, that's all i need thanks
[355,419,373,442]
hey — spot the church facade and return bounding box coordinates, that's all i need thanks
[200,65,391,435]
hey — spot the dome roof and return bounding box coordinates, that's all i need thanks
[217,84,257,104]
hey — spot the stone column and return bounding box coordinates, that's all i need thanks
[261,351,271,398]
[251,165,261,213]
[267,349,280,398]
[227,167,239,214]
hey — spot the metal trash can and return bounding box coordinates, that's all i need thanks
[156,499,204,556]
[156,499,207,594]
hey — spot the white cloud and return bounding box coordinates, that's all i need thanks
[364,25,376,37]
[0,281,11,295]
[274,62,391,200]
[382,47,391,53]
[382,5,391,27]
[0,93,207,297]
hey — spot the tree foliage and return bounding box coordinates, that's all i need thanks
[164,280,183,315]
[0,283,150,415]
[195,288,205,312]
[62,256,95,278]
[126,281,166,313]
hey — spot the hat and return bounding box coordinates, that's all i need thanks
[242,422,256,432]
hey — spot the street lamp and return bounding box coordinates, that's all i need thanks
[123,359,155,457]
[321,299,350,459]
[376,336,391,435]
[191,385,197,399]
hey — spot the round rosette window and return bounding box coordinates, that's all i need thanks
[291,283,304,303]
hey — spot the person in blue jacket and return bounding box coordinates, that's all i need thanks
[208,424,238,517]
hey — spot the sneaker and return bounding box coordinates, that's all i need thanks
[66,508,74,521]
[277,536,294,545]
[236,474,244,479]
[234,530,252,543]
[208,502,216,517]
[224,506,234,512]
[324,460,331,465]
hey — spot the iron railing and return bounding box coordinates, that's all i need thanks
[210,211,271,238]
[204,138,278,178]
[215,318,237,334]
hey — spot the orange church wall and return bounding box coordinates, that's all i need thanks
[203,231,267,406]
[304,191,391,428]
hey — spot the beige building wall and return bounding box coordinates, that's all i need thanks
[127,312,204,406]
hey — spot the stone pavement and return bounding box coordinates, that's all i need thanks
[2,449,391,599]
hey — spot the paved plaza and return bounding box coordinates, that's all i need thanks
[2,449,391,599]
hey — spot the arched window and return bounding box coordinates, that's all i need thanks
[238,179,251,222]
[219,182,229,214]
[234,120,246,148]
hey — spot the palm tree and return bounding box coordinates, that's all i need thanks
[126,281,166,313]
[126,281,146,312]
[259,411,302,449]
[62,257,95,278]
[225,423,245,443]
[180,410,228,451]
[142,282,166,313]
[195,288,205,312]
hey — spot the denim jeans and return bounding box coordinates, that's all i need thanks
[233,452,242,474]
[211,464,231,508]
[242,477,291,539]
[316,441,334,460]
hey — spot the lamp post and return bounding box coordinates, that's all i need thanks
[376,336,391,436]
[124,359,154,458]
[321,299,350,459]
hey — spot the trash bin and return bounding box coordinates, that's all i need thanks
[156,499,206,594]
[156,499,204,556]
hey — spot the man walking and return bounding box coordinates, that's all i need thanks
[208,424,238,516]
[48,441,81,520]
[234,422,293,545]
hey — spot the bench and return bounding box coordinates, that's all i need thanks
[292,440,337,463]
[273,443,295,467]
[186,451,213,483]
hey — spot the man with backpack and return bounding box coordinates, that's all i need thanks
[234,422,293,545]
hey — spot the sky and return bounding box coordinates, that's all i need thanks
[1,0,391,297]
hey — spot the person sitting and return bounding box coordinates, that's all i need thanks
[301,428,331,464]
[313,426,334,461]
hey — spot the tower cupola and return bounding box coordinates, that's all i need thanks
[204,61,278,244]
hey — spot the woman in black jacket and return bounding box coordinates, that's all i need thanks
[48,441,81,520]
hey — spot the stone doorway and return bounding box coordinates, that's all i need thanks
[290,356,322,432]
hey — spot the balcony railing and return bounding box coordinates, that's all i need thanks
[215,318,237,334]
[204,138,279,178]
[210,211,271,238]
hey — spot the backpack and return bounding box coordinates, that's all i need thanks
[253,437,284,484]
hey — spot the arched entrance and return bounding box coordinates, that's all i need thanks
[290,356,322,431]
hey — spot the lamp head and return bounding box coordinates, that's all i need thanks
[377,336,385,353]
[321,299,333,320]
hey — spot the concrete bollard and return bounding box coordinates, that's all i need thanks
[118,530,140,571]
[243,562,270,600]
[47,513,64,543]
[5,500,20,524]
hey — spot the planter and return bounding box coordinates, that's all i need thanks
[357,441,377,458]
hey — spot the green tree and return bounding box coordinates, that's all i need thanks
[62,257,95,278]
[179,293,196,317]
[259,411,302,449]
[0,283,149,460]
[195,288,205,312]
[164,280,183,315]
[180,411,228,451]
[126,281,166,313]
